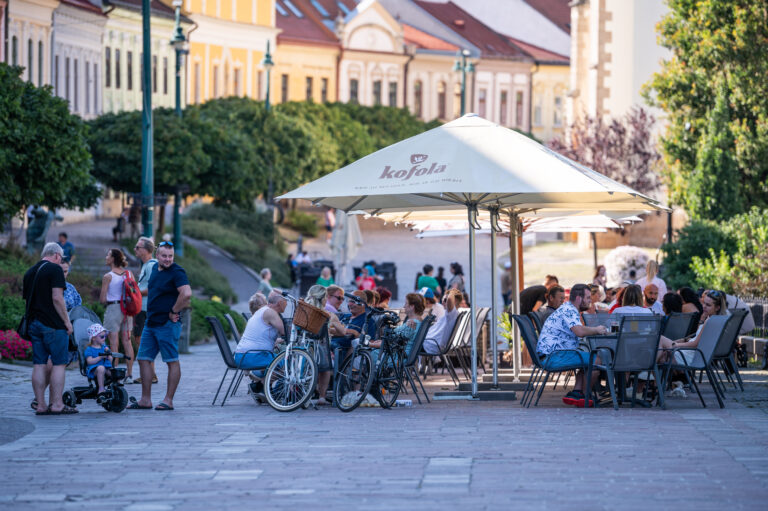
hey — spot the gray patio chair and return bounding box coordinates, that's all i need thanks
[420,311,467,385]
[662,314,730,409]
[403,314,436,404]
[585,315,664,410]
[583,312,614,329]
[455,307,489,376]
[662,312,697,341]
[511,314,589,407]
[711,309,748,391]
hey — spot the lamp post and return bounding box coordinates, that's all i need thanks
[170,0,187,256]
[262,41,275,203]
[453,49,475,116]
[140,0,153,237]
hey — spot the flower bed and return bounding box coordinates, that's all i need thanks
[0,330,32,362]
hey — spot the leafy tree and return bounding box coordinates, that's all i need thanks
[0,64,99,225]
[644,0,768,219]
[547,107,661,196]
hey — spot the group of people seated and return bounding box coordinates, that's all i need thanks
[231,280,464,406]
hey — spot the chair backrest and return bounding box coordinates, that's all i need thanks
[207,316,237,369]
[73,317,93,377]
[690,314,730,367]
[224,313,241,343]
[583,312,614,329]
[405,314,436,367]
[612,315,663,372]
[713,309,748,358]
[510,314,543,370]
[686,311,702,336]
[527,311,543,335]
[663,312,696,340]
[241,311,252,322]
[447,311,470,351]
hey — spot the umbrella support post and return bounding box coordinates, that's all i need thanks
[510,212,522,383]
[468,205,479,399]
[489,208,500,390]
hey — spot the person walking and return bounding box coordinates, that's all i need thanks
[132,236,158,385]
[100,248,135,383]
[131,241,191,411]
[24,243,77,414]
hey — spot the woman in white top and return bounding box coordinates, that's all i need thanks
[635,260,667,298]
[612,285,653,315]
[658,290,728,364]
[100,248,135,382]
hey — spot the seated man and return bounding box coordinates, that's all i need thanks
[643,284,664,315]
[330,290,368,351]
[422,289,462,355]
[535,285,565,324]
[536,283,608,406]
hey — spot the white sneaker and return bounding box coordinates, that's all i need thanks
[666,381,686,398]
[361,394,380,407]
[123,375,134,385]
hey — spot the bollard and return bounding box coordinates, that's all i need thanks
[178,308,191,354]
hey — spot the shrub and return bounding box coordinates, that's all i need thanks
[190,296,245,345]
[604,246,650,288]
[0,330,32,361]
[661,219,733,290]
[0,286,25,331]
[285,209,318,237]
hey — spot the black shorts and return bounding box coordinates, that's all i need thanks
[132,310,147,337]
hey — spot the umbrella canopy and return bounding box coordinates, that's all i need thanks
[279,114,662,214]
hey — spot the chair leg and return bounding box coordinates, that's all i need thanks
[706,366,725,408]
[606,369,618,410]
[729,354,745,391]
[533,372,550,407]
[412,367,430,403]
[232,370,246,397]
[221,370,239,407]
[653,367,666,409]
[212,368,231,406]
[520,367,538,406]
[525,367,545,407]
[405,367,422,404]
[442,355,460,385]
[689,370,706,408]
[551,371,562,391]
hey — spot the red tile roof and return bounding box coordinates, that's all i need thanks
[524,0,571,34]
[60,0,106,16]
[403,23,458,51]
[276,0,339,46]
[414,1,530,60]
[308,0,358,19]
[507,36,568,64]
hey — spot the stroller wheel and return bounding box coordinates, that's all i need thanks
[63,390,77,408]
[109,386,129,413]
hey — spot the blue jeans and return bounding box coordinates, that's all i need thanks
[29,320,69,365]
[137,320,181,363]
[234,352,275,377]
[540,350,590,371]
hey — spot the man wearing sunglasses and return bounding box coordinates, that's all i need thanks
[131,241,191,411]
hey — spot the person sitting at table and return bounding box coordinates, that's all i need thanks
[643,284,664,315]
[536,283,608,406]
[304,285,343,405]
[661,292,683,316]
[612,285,653,315]
[422,289,462,355]
[419,287,444,320]
[677,287,703,316]
[316,266,334,287]
[356,267,376,291]
[586,285,605,314]
[330,290,369,353]
[608,286,628,313]
[367,293,424,358]
[535,285,565,324]
[657,289,728,364]
[238,291,286,396]
[375,287,392,309]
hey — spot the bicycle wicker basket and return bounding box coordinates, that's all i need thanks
[293,300,331,335]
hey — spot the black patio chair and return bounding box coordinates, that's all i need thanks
[527,311,543,336]
[711,309,748,391]
[662,312,696,341]
[403,314,436,404]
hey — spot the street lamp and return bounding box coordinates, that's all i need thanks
[453,49,475,116]
[170,0,188,256]
[262,41,274,112]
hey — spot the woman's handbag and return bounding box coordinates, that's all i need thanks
[16,262,48,340]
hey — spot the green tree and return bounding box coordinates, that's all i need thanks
[0,64,99,225]
[644,1,768,219]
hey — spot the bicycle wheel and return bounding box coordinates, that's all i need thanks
[264,349,317,412]
[373,349,404,409]
[334,350,374,412]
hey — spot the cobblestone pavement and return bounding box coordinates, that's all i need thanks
[1,344,767,510]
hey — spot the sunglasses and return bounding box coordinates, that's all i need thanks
[708,290,723,299]
[158,241,174,248]
[330,295,343,300]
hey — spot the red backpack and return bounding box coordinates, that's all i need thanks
[121,270,142,317]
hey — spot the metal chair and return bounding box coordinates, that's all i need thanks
[528,311,543,336]
[420,311,467,385]
[662,312,696,341]
[403,315,436,404]
[711,309,748,391]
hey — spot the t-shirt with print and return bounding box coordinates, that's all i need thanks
[147,263,189,327]
[536,301,582,356]
[23,261,66,330]
[138,258,158,311]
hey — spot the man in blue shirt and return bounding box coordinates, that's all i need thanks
[537,283,607,407]
[57,232,75,264]
[131,241,191,411]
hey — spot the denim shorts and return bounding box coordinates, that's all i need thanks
[137,320,181,363]
[540,350,590,371]
[234,351,275,370]
[29,320,69,365]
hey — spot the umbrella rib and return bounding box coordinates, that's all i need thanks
[412,193,464,205]
[343,196,368,212]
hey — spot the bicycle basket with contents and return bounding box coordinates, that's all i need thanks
[293,300,330,335]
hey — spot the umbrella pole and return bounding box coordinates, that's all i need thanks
[468,205,478,398]
[490,208,499,389]
[510,212,522,383]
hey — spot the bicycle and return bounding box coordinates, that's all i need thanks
[334,308,410,412]
[263,292,322,412]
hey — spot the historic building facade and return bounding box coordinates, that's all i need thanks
[7,0,59,86]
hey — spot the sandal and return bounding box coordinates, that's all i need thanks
[127,397,152,410]
[49,405,78,415]
[35,406,52,416]
[154,403,174,411]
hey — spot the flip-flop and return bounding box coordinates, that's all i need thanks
[35,406,52,416]
[128,397,152,410]
[49,406,78,415]
[154,403,174,411]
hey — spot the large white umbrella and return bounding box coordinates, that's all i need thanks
[279,114,665,397]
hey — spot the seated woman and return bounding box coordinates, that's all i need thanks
[678,287,703,316]
[661,292,683,316]
[235,291,286,393]
[376,287,392,309]
[360,293,425,369]
[304,285,343,405]
[657,289,727,363]
[316,266,334,287]
[612,285,652,315]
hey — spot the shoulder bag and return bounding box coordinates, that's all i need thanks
[17,262,48,340]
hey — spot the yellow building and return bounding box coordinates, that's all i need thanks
[184,0,277,103]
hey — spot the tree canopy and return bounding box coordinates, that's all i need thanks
[0,64,99,225]
[644,0,768,220]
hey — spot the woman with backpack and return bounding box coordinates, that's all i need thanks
[100,248,135,383]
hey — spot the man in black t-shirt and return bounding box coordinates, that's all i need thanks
[519,275,560,315]
[23,242,76,415]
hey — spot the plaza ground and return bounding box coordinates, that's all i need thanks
[1,342,767,510]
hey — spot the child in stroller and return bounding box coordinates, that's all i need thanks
[83,324,113,404]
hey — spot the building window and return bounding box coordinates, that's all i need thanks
[163,56,168,95]
[500,90,508,125]
[478,88,487,118]
[54,55,59,95]
[437,81,446,119]
[515,91,524,127]
[234,68,241,96]
[105,47,111,88]
[372,80,381,105]
[349,78,358,103]
[152,55,157,93]
[321,77,328,102]
[414,81,422,118]
[27,39,32,83]
[281,74,288,102]
[533,96,542,126]
[65,57,70,102]
[12,36,18,65]
[194,62,201,103]
[115,49,121,89]
[38,41,43,85]
[554,96,563,127]
[388,81,397,107]
[127,52,133,90]
[73,59,79,112]
[305,76,313,102]
[213,64,219,97]
[85,62,90,114]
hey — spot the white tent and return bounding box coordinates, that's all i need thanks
[279,114,666,397]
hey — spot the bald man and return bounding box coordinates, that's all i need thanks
[643,284,664,315]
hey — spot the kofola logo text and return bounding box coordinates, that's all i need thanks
[379,154,446,181]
